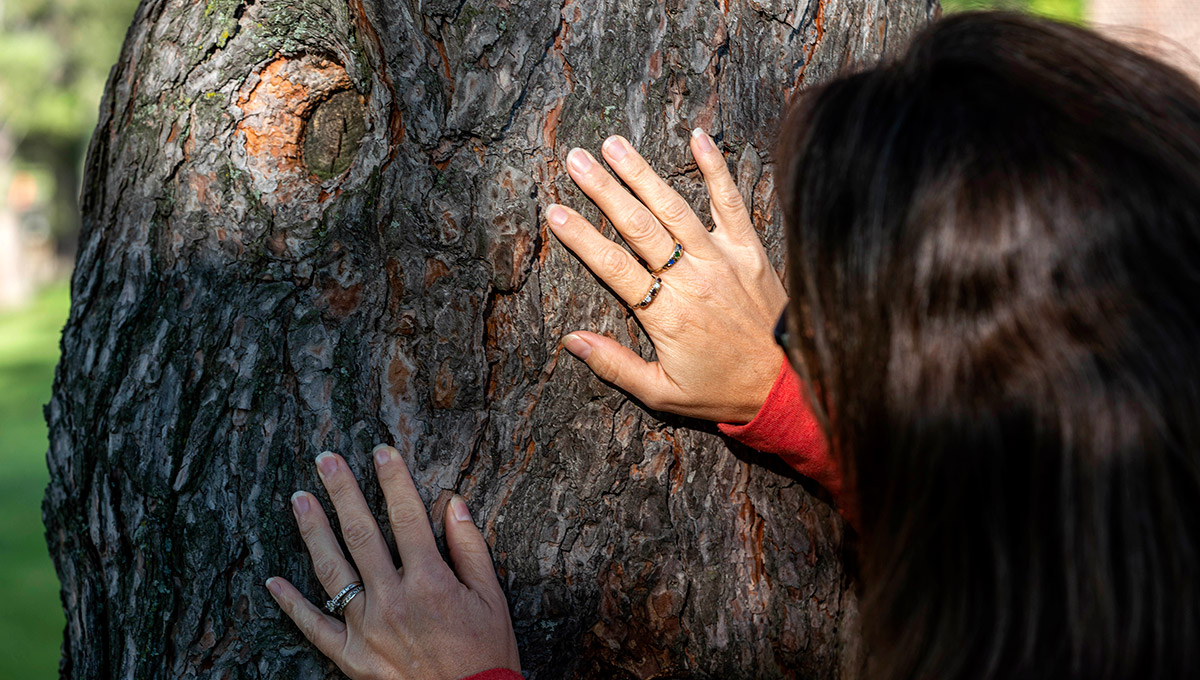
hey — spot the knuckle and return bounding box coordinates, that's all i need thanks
[717,186,748,213]
[387,503,429,535]
[313,554,344,586]
[622,209,660,241]
[658,197,693,225]
[598,246,634,281]
[340,517,378,552]
[626,161,653,185]
[585,171,614,196]
[599,353,629,386]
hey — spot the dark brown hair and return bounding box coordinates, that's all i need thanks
[778,12,1200,679]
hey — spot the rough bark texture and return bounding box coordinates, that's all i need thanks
[44,0,934,677]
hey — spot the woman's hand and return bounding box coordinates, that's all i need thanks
[266,446,520,680]
[549,129,788,424]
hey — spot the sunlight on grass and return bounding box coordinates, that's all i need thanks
[0,281,70,679]
[941,0,1084,23]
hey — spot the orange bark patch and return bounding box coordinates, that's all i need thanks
[423,257,451,290]
[435,39,454,97]
[432,361,458,409]
[543,98,564,156]
[236,55,354,187]
[188,173,214,210]
[438,209,462,244]
[385,257,406,313]
[648,50,663,79]
[737,491,769,590]
[318,278,364,319]
[387,355,412,400]
[389,107,406,146]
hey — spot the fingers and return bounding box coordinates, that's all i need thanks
[690,127,757,244]
[546,204,662,309]
[372,445,445,576]
[291,490,364,601]
[597,136,718,258]
[444,495,505,600]
[314,452,398,593]
[561,331,674,411]
[565,147,679,265]
[266,577,347,659]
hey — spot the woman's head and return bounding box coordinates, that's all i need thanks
[778,12,1200,679]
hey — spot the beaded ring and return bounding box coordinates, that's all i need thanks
[650,238,684,275]
[632,278,663,310]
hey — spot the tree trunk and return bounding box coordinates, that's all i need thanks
[44,0,934,677]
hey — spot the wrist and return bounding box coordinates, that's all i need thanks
[729,349,786,424]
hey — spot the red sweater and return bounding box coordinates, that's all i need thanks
[462,670,523,680]
[462,364,843,680]
[717,361,851,521]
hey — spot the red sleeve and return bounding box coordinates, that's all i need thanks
[460,670,523,680]
[719,362,854,523]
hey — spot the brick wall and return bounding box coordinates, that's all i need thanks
[1089,0,1200,80]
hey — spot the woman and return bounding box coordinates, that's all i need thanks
[265,12,1200,679]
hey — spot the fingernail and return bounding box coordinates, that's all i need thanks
[316,451,338,476]
[373,444,393,466]
[603,136,628,162]
[266,577,282,596]
[450,495,472,523]
[562,333,593,361]
[291,491,310,515]
[567,148,593,173]
[547,204,569,227]
[692,127,714,152]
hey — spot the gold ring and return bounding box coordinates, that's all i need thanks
[649,238,684,275]
[632,278,663,310]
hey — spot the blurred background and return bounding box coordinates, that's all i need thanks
[0,0,1196,676]
[1,0,141,676]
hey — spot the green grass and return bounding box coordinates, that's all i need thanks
[941,0,1084,23]
[0,281,70,679]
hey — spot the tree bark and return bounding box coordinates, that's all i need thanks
[44,0,934,677]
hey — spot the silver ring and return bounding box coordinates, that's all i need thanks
[324,581,364,615]
[333,584,364,615]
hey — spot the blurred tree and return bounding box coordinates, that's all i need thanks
[941,0,1083,22]
[0,0,140,250]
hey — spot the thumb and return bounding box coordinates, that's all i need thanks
[445,495,504,598]
[561,331,671,410]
